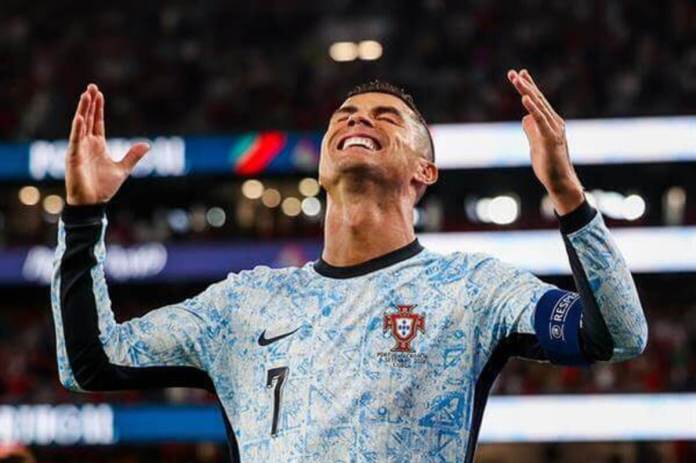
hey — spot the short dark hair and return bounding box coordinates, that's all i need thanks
[346,80,435,163]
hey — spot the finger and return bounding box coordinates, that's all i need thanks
[510,72,557,130]
[77,90,91,121]
[68,115,84,148]
[510,70,551,122]
[85,84,98,134]
[519,69,562,121]
[521,95,555,138]
[508,70,529,97]
[94,91,105,136]
[514,71,541,99]
[519,69,537,86]
[69,92,89,144]
[119,143,151,173]
[516,76,561,131]
[73,91,90,119]
[520,70,558,118]
[517,70,547,103]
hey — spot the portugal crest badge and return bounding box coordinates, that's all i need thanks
[383,305,425,352]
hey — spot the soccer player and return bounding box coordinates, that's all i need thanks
[52,70,648,462]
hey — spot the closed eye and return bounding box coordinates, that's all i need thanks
[378,117,399,125]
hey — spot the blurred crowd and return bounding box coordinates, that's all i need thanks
[0,0,693,141]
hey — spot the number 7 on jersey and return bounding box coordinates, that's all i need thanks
[266,366,289,436]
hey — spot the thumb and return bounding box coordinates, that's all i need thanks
[521,115,539,141]
[521,114,533,133]
[119,143,150,173]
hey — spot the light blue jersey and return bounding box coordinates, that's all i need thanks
[51,202,647,462]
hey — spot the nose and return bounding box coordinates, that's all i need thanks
[347,112,374,128]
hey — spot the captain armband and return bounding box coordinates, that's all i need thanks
[534,289,590,366]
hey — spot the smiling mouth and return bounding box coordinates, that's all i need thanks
[338,135,382,152]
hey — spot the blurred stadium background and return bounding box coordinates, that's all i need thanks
[0,1,694,462]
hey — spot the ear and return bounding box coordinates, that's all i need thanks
[413,158,438,186]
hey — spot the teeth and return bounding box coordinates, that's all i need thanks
[343,136,377,151]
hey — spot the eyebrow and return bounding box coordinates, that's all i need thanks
[372,105,404,120]
[332,105,358,117]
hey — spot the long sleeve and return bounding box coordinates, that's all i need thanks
[472,200,648,365]
[556,200,648,362]
[50,204,227,392]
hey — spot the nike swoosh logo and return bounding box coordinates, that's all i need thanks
[258,327,301,347]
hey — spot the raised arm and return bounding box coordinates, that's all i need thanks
[51,84,221,392]
[52,205,227,391]
[473,70,647,365]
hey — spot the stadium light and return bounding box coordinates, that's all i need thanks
[261,188,281,208]
[301,197,321,217]
[623,194,646,221]
[586,190,647,221]
[167,209,190,233]
[42,195,64,215]
[474,198,491,223]
[473,195,520,225]
[206,207,226,228]
[190,206,208,232]
[488,195,519,225]
[18,186,40,206]
[664,186,686,225]
[329,42,358,62]
[241,179,264,199]
[298,178,320,197]
[595,190,625,219]
[281,197,302,216]
[357,40,383,60]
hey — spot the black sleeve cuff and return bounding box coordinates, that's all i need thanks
[62,204,107,225]
[556,199,598,234]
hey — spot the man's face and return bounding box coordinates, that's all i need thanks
[319,92,431,195]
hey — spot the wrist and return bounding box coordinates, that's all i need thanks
[555,199,597,234]
[546,181,585,215]
[66,191,107,206]
[65,196,85,206]
[62,203,106,224]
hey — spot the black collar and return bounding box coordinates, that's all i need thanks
[313,239,424,279]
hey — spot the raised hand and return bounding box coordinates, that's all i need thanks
[507,69,584,214]
[65,84,150,205]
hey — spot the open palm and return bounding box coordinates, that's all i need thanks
[507,69,584,214]
[65,84,150,205]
